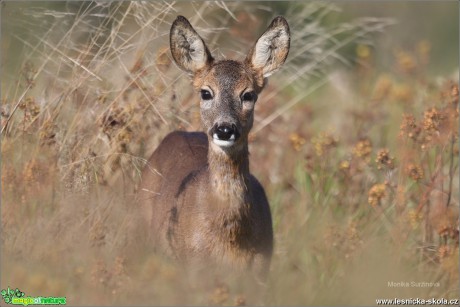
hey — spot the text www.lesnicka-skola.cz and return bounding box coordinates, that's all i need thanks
[376,298,459,305]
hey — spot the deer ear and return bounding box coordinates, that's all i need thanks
[246,16,290,78]
[170,16,214,74]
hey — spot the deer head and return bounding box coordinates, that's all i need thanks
[170,16,290,155]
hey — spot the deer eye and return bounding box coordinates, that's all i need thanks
[200,89,213,100]
[242,91,257,102]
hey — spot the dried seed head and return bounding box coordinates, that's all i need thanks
[155,46,172,73]
[117,127,132,144]
[353,138,372,161]
[22,159,40,183]
[289,132,306,152]
[311,132,338,156]
[91,260,110,286]
[423,107,445,133]
[394,50,416,74]
[1,103,10,118]
[407,209,423,229]
[234,295,246,306]
[100,106,129,139]
[356,44,371,60]
[372,74,393,101]
[112,256,126,276]
[2,166,16,191]
[339,160,350,171]
[375,148,395,170]
[450,83,459,105]
[89,219,107,247]
[21,61,37,88]
[39,120,58,147]
[406,164,424,181]
[209,282,229,305]
[438,245,451,260]
[416,40,431,64]
[400,114,421,140]
[368,183,386,207]
[391,84,414,104]
[19,97,40,118]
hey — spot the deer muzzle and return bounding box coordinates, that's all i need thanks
[211,123,240,147]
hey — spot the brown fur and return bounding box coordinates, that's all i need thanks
[138,16,290,278]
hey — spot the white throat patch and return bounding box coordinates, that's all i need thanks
[212,133,236,147]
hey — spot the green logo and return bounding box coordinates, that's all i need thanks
[1,287,66,306]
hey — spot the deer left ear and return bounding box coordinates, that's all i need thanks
[170,16,214,75]
[246,16,290,78]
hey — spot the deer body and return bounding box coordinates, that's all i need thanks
[138,16,290,276]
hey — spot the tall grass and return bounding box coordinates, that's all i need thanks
[1,1,458,305]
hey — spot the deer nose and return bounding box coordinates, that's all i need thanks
[215,124,237,141]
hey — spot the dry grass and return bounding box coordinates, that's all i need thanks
[1,1,458,306]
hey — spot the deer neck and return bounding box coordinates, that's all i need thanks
[208,140,251,204]
[207,141,254,249]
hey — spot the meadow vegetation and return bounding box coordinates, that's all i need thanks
[1,2,458,305]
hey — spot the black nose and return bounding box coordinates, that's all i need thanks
[215,124,237,140]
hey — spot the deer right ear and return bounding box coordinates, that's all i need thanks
[246,16,290,78]
[170,16,214,75]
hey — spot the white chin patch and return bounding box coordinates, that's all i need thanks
[213,134,235,147]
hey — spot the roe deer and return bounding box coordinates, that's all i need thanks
[138,16,290,277]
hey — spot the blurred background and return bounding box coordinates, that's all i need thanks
[1,1,458,305]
